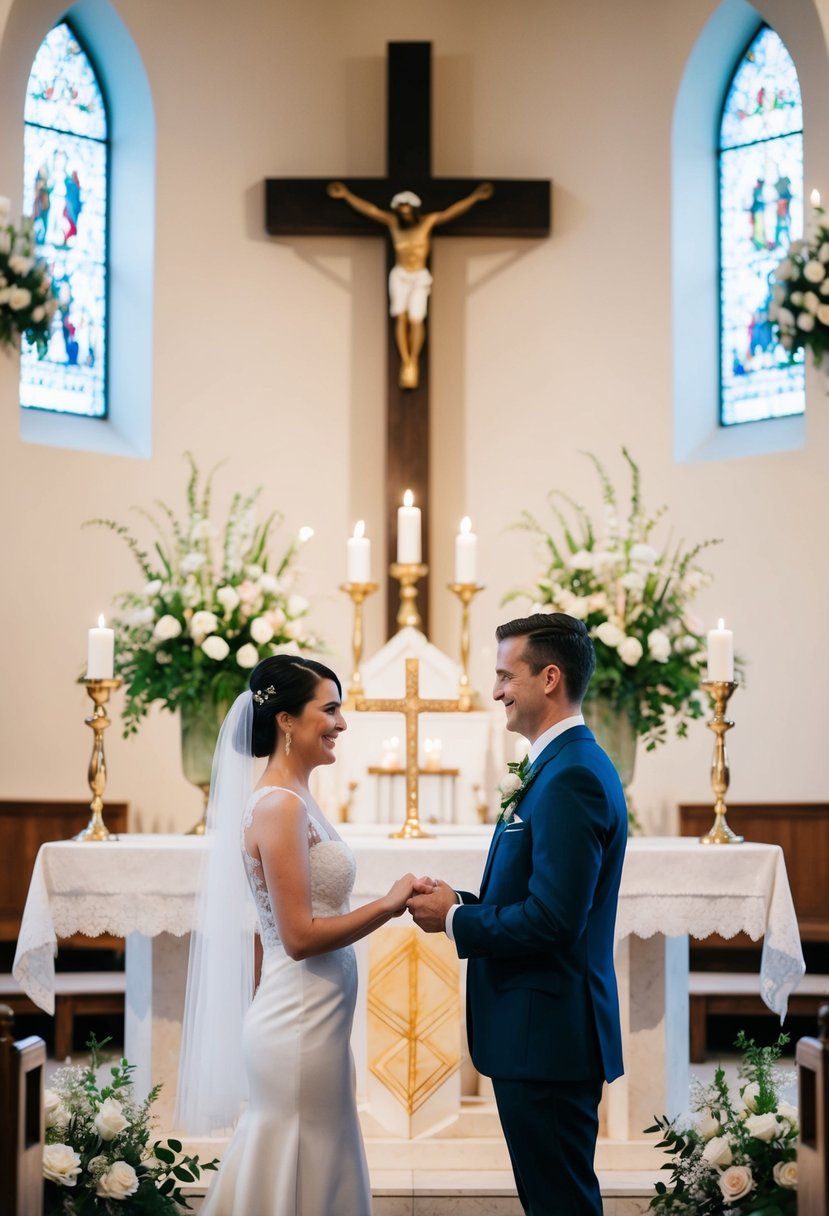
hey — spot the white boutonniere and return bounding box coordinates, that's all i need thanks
[497,754,536,824]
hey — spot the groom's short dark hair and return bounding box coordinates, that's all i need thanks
[496,613,595,704]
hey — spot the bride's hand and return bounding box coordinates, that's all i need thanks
[384,873,420,917]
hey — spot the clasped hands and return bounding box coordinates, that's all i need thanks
[407,876,458,933]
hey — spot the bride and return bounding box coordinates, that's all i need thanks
[176,654,426,1214]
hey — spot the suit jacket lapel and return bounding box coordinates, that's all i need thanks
[479,820,507,895]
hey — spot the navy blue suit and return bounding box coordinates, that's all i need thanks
[452,725,627,1214]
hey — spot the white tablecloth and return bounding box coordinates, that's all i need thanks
[13,831,805,1018]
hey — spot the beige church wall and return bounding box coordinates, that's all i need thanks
[0,0,826,836]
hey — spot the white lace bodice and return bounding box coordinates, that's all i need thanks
[241,786,356,953]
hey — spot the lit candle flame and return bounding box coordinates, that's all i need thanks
[718,618,725,629]
[98,614,106,628]
[811,188,822,208]
[298,526,314,543]
[460,516,472,534]
[353,520,365,539]
[403,489,414,507]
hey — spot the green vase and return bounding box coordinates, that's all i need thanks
[180,697,230,833]
[583,696,638,792]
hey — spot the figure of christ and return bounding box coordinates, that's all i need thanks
[327,180,493,388]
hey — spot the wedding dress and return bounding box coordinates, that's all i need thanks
[201,786,372,1216]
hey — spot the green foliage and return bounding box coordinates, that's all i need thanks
[509,449,725,748]
[85,453,321,735]
[0,198,58,357]
[645,1033,797,1214]
[43,1036,218,1213]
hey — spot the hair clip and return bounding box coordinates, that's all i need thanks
[252,684,276,705]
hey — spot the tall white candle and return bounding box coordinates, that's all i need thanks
[87,614,114,679]
[397,489,421,563]
[706,618,734,682]
[347,520,371,583]
[455,516,478,583]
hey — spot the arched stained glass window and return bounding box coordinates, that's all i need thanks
[719,26,804,426]
[21,22,108,418]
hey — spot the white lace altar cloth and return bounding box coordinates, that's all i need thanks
[13,832,803,1019]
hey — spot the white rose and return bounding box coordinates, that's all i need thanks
[43,1143,82,1187]
[94,1096,128,1141]
[803,290,821,314]
[701,1134,733,1167]
[818,304,829,326]
[695,1110,722,1141]
[594,621,625,648]
[718,1164,753,1203]
[740,1081,760,1112]
[95,1160,139,1200]
[216,585,241,613]
[202,635,230,661]
[790,290,804,306]
[647,629,671,662]
[236,642,259,668]
[744,1111,782,1141]
[775,258,794,280]
[249,616,274,645]
[190,610,219,639]
[8,286,32,310]
[772,1159,798,1188]
[567,549,594,571]
[179,552,206,575]
[258,572,280,595]
[630,543,658,566]
[797,311,815,331]
[618,637,644,666]
[804,258,826,283]
[144,579,162,597]
[776,1100,798,1129]
[153,614,182,641]
[567,596,590,619]
[288,594,309,617]
[43,1088,68,1129]
[499,773,522,797]
[8,253,34,275]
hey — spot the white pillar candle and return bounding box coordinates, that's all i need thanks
[455,516,477,583]
[811,188,821,209]
[87,614,114,679]
[397,489,421,563]
[706,618,734,682]
[347,520,371,583]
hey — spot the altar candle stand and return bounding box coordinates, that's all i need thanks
[340,579,379,707]
[699,680,743,845]
[390,561,428,631]
[448,582,485,711]
[75,677,122,842]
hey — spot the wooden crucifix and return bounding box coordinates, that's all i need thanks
[356,657,459,840]
[265,42,551,637]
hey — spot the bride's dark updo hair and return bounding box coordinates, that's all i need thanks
[249,655,342,758]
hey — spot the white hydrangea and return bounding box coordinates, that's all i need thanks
[202,635,230,661]
[235,643,259,668]
[190,610,219,639]
[618,636,644,666]
[249,616,274,645]
[804,258,826,283]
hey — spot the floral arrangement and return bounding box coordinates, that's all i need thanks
[43,1035,217,1213]
[0,194,57,357]
[770,204,829,367]
[86,453,321,735]
[508,449,721,750]
[645,1032,797,1214]
[497,755,537,824]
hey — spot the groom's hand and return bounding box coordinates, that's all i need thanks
[407,878,458,933]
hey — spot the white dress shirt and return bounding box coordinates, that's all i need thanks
[444,713,585,939]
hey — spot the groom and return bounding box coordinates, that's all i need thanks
[408,613,627,1215]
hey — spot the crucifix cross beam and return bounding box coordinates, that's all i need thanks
[265,42,551,637]
[356,657,459,839]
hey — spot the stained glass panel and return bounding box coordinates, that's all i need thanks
[20,22,107,418]
[719,27,804,426]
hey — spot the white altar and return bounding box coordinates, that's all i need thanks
[13,831,805,1167]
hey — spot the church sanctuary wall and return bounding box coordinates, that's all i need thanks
[0,0,827,834]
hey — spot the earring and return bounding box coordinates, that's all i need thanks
[284,731,292,757]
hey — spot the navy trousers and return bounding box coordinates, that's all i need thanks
[492,1076,604,1216]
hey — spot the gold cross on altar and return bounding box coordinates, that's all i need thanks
[356,657,460,838]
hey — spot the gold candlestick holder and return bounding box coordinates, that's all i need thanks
[390,562,428,631]
[699,680,743,845]
[75,678,122,842]
[448,582,485,711]
[340,581,379,707]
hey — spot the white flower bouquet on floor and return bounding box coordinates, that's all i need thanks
[44,1035,218,1213]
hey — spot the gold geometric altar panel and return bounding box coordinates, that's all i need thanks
[368,924,461,1115]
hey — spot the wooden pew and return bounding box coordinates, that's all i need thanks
[0,1004,45,1216]
[797,1006,829,1214]
[679,803,829,1059]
